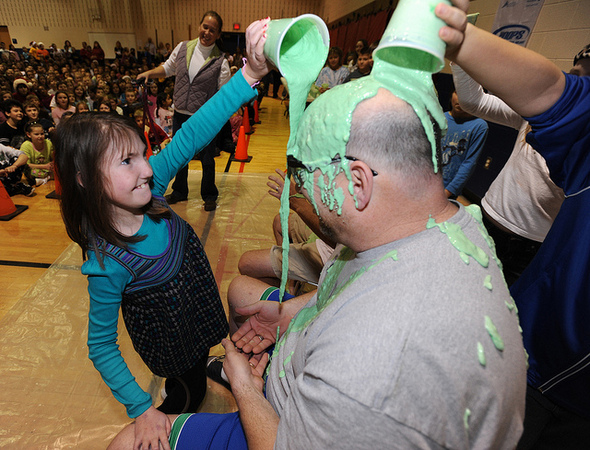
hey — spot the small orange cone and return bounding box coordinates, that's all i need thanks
[54,172,62,195]
[0,181,28,221]
[253,100,261,124]
[243,106,252,135]
[46,171,62,199]
[233,125,252,162]
[144,130,154,160]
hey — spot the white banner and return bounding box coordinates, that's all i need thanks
[491,0,545,47]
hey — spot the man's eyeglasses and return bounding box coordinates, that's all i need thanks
[287,154,378,187]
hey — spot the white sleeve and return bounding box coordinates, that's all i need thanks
[162,42,183,77]
[0,143,25,158]
[451,63,524,130]
[218,59,231,88]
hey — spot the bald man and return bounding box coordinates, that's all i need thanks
[110,75,526,449]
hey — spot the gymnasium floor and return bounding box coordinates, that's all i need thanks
[0,96,291,448]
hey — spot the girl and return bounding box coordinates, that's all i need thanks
[21,122,53,185]
[98,99,113,112]
[315,46,349,94]
[91,41,105,62]
[75,101,89,113]
[155,92,173,136]
[114,40,123,59]
[54,19,269,449]
[73,84,86,104]
[146,81,158,118]
[110,82,123,104]
[51,90,75,125]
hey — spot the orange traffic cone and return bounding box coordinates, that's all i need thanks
[54,172,62,195]
[0,181,28,221]
[243,106,252,135]
[253,100,261,124]
[46,171,62,199]
[144,130,154,160]
[233,125,252,162]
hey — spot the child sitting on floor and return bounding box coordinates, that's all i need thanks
[21,122,53,186]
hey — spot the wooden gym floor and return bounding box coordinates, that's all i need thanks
[0,94,292,448]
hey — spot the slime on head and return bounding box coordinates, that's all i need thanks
[289,54,447,219]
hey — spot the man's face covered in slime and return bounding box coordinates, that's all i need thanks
[288,58,448,216]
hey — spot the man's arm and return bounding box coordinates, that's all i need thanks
[451,64,524,130]
[232,292,314,354]
[222,339,278,450]
[437,1,565,117]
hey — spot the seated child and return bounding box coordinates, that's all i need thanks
[23,102,55,137]
[155,92,173,136]
[121,88,140,117]
[20,122,54,185]
[315,46,349,94]
[75,101,90,113]
[343,47,372,83]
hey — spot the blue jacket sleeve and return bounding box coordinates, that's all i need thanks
[150,71,257,196]
[445,119,489,196]
[83,256,153,418]
[524,74,590,195]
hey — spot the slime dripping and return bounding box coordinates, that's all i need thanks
[477,341,486,366]
[484,315,505,351]
[483,275,492,291]
[426,217,489,267]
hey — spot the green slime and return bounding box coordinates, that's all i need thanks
[484,315,505,351]
[463,408,471,431]
[477,341,486,367]
[270,247,398,375]
[277,21,328,300]
[483,275,492,291]
[426,217,489,267]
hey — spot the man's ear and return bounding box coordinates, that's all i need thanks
[347,160,373,211]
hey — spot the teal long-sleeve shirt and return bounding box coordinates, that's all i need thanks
[82,71,256,418]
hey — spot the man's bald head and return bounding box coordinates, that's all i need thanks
[348,88,442,189]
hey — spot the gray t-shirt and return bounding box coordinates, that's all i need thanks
[266,204,526,449]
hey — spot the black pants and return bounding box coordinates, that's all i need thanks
[518,385,590,449]
[170,111,218,202]
[157,355,208,414]
[482,214,541,287]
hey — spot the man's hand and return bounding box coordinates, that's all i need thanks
[436,0,469,60]
[223,338,279,450]
[232,293,313,354]
[223,338,269,393]
[133,406,171,450]
[267,168,297,201]
[232,301,286,354]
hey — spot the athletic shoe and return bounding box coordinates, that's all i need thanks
[206,355,231,391]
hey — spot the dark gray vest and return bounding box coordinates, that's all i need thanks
[173,41,224,114]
